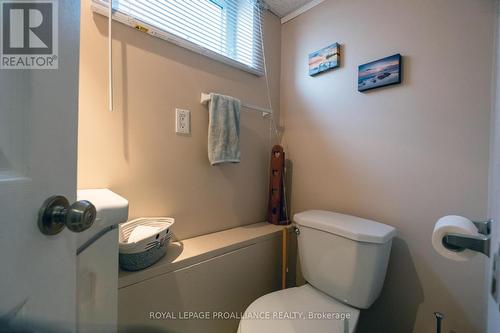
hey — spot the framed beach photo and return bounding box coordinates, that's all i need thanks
[309,43,340,76]
[358,54,402,92]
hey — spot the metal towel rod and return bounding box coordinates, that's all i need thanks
[200,93,273,115]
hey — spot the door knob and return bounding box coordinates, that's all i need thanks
[38,195,97,235]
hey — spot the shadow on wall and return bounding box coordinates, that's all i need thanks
[92,13,263,85]
[91,8,269,163]
[284,159,294,220]
[0,149,11,171]
[218,124,270,224]
[120,326,169,333]
[0,319,72,333]
[357,237,424,333]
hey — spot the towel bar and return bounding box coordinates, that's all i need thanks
[201,93,273,115]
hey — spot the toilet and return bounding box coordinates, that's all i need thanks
[238,210,396,333]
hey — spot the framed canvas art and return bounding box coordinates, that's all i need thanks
[309,43,340,76]
[358,54,402,92]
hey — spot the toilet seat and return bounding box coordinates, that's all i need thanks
[238,284,360,333]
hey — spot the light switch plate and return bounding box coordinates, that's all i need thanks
[175,108,190,134]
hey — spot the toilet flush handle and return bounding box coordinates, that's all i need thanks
[294,226,300,236]
[38,195,96,235]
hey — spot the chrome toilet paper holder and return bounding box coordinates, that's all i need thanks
[442,219,492,257]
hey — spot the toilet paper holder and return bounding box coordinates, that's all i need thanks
[442,219,492,257]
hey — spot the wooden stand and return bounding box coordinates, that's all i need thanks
[267,145,289,225]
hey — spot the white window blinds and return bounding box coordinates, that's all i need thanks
[91,0,265,76]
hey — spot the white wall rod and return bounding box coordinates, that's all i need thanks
[108,0,113,112]
[200,93,272,115]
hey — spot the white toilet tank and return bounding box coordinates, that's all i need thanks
[294,210,396,309]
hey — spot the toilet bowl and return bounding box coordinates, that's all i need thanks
[238,210,396,332]
[238,284,359,333]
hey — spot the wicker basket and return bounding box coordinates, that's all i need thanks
[119,217,175,271]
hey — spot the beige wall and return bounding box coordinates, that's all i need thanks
[78,0,281,240]
[281,0,495,332]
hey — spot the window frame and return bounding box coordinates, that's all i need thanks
[91,0,264,76]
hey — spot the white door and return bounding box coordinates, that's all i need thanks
[0,1,81,332]
[487,4,500,332]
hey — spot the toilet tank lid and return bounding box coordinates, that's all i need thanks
[294,210,396,244]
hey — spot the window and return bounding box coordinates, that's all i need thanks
[91,0,265,75]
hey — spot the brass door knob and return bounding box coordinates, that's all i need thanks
[38,195,96,235]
